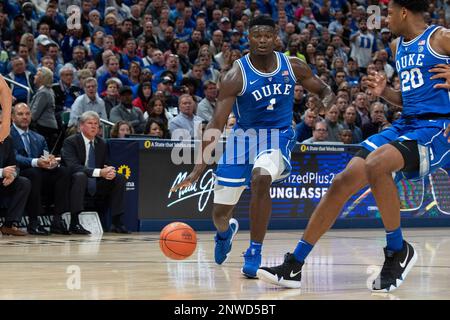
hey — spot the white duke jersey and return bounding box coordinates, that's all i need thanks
[233,51,297,130]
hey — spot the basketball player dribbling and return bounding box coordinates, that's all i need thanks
[0,75,12,142]
[258,0,450,292]
[172,15,334,278]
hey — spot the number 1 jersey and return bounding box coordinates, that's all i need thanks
[233,51,297,130]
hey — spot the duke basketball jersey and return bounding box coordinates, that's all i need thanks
[362,25,450,180]
[233,51,297,130]
[396,25,450,117]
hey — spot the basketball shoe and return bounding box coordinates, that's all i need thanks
[214,218,239,265]
[241,247,262,278]
[257,253,303,288]
[372,240,417,292]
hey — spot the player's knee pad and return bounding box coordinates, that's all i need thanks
[213,184,246,205]
[253,150,286,182]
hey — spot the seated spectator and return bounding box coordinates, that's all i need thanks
[168,94,203,139]
[362,102,389,140]
[156,75,179,115]
[342,106,363,144]
[69,77,108,128]
[61,111,129,234]
[296,109,317,143]
[96,50,115,78]
[325,105,343,142]
[97,55,132,96]
[339,128,353,144]
[102,78,122,118]
[145,118,167,138]
[302,121,330,144]
[52,66,83,134]
[0,136,30,236]
[30,67,59,152]
[110,120,134,138]
[132,82,153,113]
[128,61,142,86]
[110,86,146,134]
[145,97,170,127]
[84,61,97,78]
[11,103,71,235]
[293,84,307,124]
[197,81,217,122]
[7,56,35,104]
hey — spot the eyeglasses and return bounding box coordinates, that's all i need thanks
[314,128,327,132]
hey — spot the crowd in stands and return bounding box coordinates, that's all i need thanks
[1,0,449,234]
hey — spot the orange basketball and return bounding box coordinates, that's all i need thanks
[159,222,197,260]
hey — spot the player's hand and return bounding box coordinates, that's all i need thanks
[430,64,450,89]
[170,167,205,192]
[444,123,450,143]
[366,71,387,97]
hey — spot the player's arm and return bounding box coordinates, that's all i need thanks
[429,28,450,89]
[0,75,12,143]
[171,63,242,191]
[366,39,403,107]
[289,57,335,111]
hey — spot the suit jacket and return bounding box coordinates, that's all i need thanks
[61,133,108,176]
[10,126,49,169]
[0,137,17,169]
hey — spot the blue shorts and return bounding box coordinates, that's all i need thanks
[361,118,450,180]
[215,127,297,187]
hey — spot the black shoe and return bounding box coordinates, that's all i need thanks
[50,221,71,235]
[372,240,417,292]
[257,253,304,289]
[69,224,91,235]
[27,225,51,236]
[110,223,131,234]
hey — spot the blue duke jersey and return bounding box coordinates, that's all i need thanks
[362,25,450,180]
[396,25,450,117]
[233,51,297,130]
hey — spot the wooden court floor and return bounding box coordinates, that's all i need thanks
[0,228,449,300]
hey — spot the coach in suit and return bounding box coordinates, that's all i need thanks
[61,111,129,234]
[0,136,30,236]
[11,103,71,235]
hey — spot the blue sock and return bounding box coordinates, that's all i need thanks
[249,241,262,253]
[293,239,314,263]
[386,227,404,252]
[217,227,232,240]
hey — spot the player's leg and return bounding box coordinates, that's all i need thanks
[257,155,368,288]
[257,123,402,288]
[212,183,245,265]
[240,166,273,278]
[366,140,421,292]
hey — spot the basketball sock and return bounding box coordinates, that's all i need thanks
[249,241,262,253]
[293,239,314,263]
[386,227,404,252]
[217,227,232,240]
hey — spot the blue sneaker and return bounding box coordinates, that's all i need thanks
[214,218,239,265]
[241,247,262,278]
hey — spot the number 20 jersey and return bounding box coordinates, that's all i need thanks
[396,25,450,117]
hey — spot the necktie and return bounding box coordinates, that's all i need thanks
[22,132,32,156]
[87,141,97,196]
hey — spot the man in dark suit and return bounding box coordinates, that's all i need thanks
[61,111,129,234]
[0,136,31,236]
[11,103,71,235]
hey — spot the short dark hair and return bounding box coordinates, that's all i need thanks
[392,0,429,13]
[249,14,275,29]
